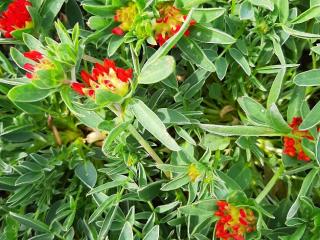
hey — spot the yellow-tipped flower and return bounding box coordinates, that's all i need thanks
[112,3,138,35]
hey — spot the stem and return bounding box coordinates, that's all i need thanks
[82,54,103,64]
[255,164,284,204]
[231,0,237,15]
[127,124,171,178]
[129,43,141,74]
[109,105,171,178]
[71,67,76,82]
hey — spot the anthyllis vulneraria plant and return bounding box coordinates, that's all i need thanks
[2,0,320,240]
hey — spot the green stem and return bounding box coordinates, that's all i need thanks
[255,164,284,204]
[231,0,237,16]
[127,125,169,169]
[109,105,171,178]
[129,43,140,74]
[82,54,103,64]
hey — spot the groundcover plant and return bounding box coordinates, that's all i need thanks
[2,0,320,239]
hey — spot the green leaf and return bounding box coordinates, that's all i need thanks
[192,8,225,23]
[98,206,117,240]
[249,0,274,11]
[157,108,190,125]
[240,1,254,20]
[65,0,85,28]
[88,195,117,224]
[200,134,230,151]
[0,78,29,86]
[155,202,180,213]
[228,162,252,189]
[108,35,125,57]
[95,89,122,105]
[199,124,280,136]
[82,4,116,17]
[291,4,320,24]
[161,174,189,191]
[75,161,97,188]
[287,86,305,122]
[102,122,129,154]
[139,56,176,84]
[143,225,159,240]
[238,96,267,125]
[157,164,188,173]
[299,101,320,130]
[10,47,33,69]
[41,0,65,29]
[175,126,196,145]
[129,99,180,151]
[75,105,104,129]
[267,68,286,108]
[88,180,127,195]
[266,104,291,133]
[8,84,55,102]
[118,222,133,240]
[287,168,318,220]
[229,48,251,76]
[138,180,165,201]
[9,212,51,233]
[215,57,228,80]
[177,36,215,72]
[282,25,320,39]
[274,0,289,22]
[293,69,320,86]
[22,33,44,51]
[190,25,236,44]
[15,172,43,186]
[175,0,208,9]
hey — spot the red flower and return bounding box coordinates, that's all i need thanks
[0,0,32,38]
[71,59,132,98]
[283,117,313,162]
[214,201,256,240]
[154,3,196,46]
[23,50,56,80]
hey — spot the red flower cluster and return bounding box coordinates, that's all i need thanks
[0,0,32,38]
[214,201,256,240]
[23,50,54,80]
[71,59,132,98]
[154,4,196,46]
[283,117,313,161]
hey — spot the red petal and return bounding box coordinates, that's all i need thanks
[26,72,33,79]
[23,50,43,62]
[80,70,93,85]
[112,27,124,36]
[104,59,116,71]
[116,68,131,82]
[23,63,34,71]
[71,82,85,95]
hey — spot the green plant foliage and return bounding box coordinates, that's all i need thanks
[2,0,320,239]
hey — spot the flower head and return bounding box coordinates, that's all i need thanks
[283,117,313,161]
[23,50,54,80]
[71,59,132,98]
[112,3,137,36]
[188,164,201,182]
[0,0,32,38]
[154,3,196,46]
[214,201,256,240]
